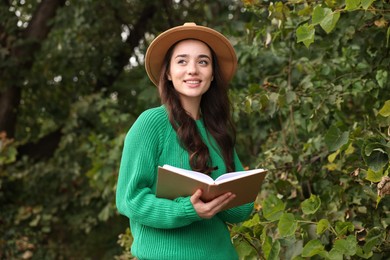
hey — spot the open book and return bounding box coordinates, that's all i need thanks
[156,165,268,210]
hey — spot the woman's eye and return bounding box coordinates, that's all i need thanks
[177,59,187,64]
[199,60,209,65]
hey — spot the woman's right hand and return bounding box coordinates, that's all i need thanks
[190,189,236,219]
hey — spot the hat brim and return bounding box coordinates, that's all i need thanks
[145,23,237,86]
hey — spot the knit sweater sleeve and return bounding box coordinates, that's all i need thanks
[217,150,254,223]
[116,108,202,229]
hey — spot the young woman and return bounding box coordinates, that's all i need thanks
[116,22,254,260]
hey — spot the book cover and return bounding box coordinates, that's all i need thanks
[156,165,268,210]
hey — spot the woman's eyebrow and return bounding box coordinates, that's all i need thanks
[198,54,211,60]
[173,54,211,59]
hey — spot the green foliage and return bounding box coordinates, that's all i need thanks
[1,0,390,259]
[229,0,390,258]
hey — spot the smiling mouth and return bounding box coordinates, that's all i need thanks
[184,80,201,84]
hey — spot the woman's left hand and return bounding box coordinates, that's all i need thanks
[190,189,236,219]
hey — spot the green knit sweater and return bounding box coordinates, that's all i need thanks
[116,105,254,260]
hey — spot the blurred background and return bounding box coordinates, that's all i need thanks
[1,0,389,259]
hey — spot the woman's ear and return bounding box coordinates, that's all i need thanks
[167,72,172,81]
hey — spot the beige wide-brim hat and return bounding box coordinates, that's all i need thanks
[145,22,237,86]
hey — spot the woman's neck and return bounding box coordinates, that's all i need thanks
[180,97,201,120]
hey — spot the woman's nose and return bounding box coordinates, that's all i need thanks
[187,61,198,75]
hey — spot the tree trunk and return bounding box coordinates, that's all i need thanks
[0,0,66,138]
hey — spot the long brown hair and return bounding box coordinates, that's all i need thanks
[158,40,236,174]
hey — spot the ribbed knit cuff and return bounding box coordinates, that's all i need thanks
[179,197,202,222]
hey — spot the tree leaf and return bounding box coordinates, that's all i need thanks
[278,213,297,237]
[365,168,384,182]
[376,70,388,88]
[267,239,281,260]
[361,0,375,10]
[345,0,361,10]
[335,221,354,237]
[296,23,315,48]
[302,239,325,257]
[328,248,343,260]
[324,125,349,151]
[378,100,390,117]
[317,219,330,234]
[333,235,357,256]
[328,150,340,163]
[363,227,383,254]
[262,195,285,221]
[312,6,332,25]
[301,194,321,215]
[320,11,340,33]
[366,150,388,172]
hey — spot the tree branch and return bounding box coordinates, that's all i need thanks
[95,3,157,90]
[0,0,66,138]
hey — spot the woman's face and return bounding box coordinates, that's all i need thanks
[167,39,214,102]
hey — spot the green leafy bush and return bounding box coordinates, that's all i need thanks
[229,0,390,259]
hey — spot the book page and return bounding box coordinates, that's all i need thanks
[162,165,214,184]
[214,168,266,184]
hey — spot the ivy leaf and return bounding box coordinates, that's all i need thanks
[317,219,330,234]
[278,213,297,237]
[296,23,315,48]
[324,125,349,152]
[302,239,325,257]
[301,194,321,215]
[361,0,375,10]
[312,6,331,25]
[378,100,390,117]
[320,11,340,33]
[262,195,285,221]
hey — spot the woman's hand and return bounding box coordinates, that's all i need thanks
[190,189,236,219]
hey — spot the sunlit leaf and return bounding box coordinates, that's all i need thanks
[345,0,361,10]
[361,0,375,9]
[328,150,339,163]
[312,6,331,25]
[296,23,315,48]
[317,219,330,234]
[301,194,321,215]
[366,168,384,182]
[320,11,340,33]
[378,100,390,117]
